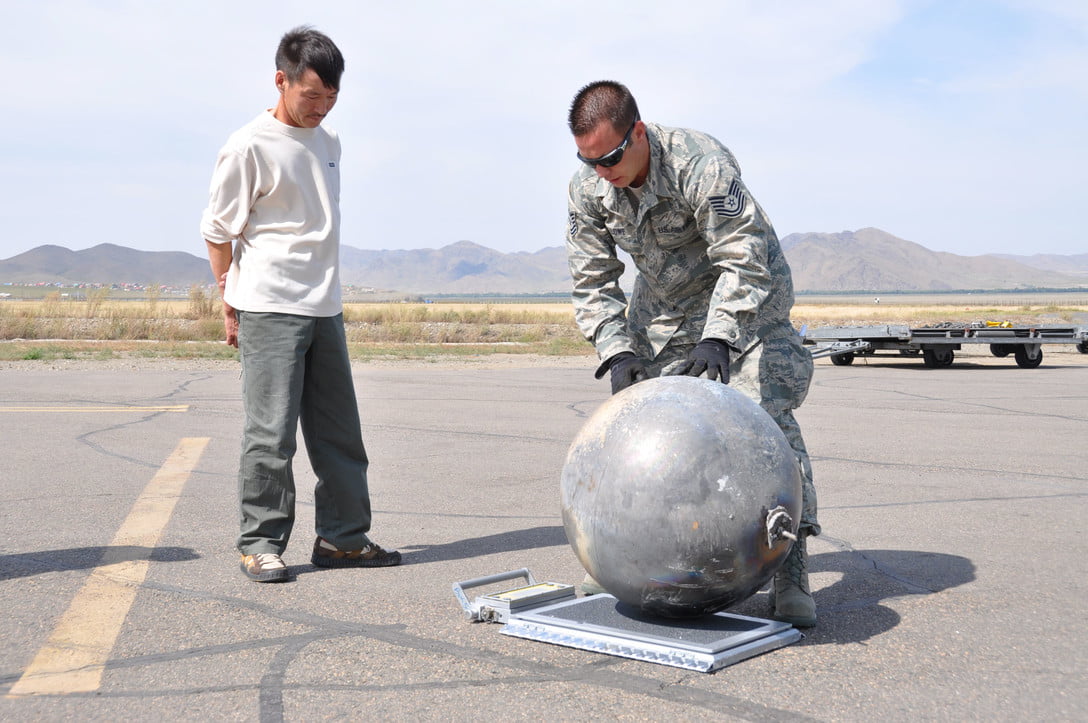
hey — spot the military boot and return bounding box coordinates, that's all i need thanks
[770,535,816,627]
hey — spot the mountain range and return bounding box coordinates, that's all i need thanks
[781,228,1087,291]
[1,229,1084,293]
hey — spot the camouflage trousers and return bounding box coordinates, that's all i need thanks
[641,328,821,537]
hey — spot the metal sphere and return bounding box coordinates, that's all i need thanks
[561,376,802,618]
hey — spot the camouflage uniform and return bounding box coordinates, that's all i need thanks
[567,123,819,536]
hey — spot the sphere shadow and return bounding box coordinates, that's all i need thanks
[392,526,976,648]
[729,548,976,646]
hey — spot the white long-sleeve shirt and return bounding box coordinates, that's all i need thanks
[200,110,343,317]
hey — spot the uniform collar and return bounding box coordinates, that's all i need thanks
[596,122,678,207]
[596,124,675,220]
[642,124,681,201]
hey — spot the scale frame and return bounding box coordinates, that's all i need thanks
[452,570,802,673]
[501,593,801,673]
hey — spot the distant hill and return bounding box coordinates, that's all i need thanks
[779,228,1087,291]
[990,252,1088,276]
[1,229,1084,293]
[0,243,213,287]
[339,241,570,294]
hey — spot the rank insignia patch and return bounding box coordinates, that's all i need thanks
[569,212,578,237]
[708,179,746,218]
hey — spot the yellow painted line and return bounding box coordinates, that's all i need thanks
[0,405,189,413]
[6,437,209,697]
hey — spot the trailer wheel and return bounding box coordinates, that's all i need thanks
[1014,346,1043,368]
[923,348,954,368]
[989,344,1013,358]
[1078,341,1088,354]
[831,352,855,366]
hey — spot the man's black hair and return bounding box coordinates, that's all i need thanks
[276,26,345,91]
[568,80,640,136]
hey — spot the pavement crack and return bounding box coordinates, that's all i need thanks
[117,579,811,720]
[818,535,934,594]
[258,636,311,723]
[154,374,213,401]
[76,411,182,469]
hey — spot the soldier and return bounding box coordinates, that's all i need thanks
[565,80,819,626]
[201,27,400,582]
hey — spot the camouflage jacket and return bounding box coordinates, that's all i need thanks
[566,123,797,362]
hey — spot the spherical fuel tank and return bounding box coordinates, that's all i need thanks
[560,375,802,618]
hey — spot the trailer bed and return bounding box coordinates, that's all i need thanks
[803,322,1088,368]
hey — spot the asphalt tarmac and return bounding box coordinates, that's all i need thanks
[1,346,1085,721]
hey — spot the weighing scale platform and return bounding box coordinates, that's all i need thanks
[502,594,801,673]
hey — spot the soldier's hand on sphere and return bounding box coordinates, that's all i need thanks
[598,352,649,395]
[676,339,731,383]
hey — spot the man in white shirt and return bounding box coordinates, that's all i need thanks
[201,26,400,582]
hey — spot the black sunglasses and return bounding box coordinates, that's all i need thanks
[577,120,637,168]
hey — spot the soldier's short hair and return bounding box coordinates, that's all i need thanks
[276,26,345,91]
[568,80,640,137]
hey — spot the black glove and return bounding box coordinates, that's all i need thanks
[594,352,649,395]
[675,339,731,383]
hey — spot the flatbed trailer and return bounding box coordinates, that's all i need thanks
[803,323,1088,368]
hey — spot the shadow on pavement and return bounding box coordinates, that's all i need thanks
[0,545,201,581]
[398,525,569,564]
[732,548,976,645]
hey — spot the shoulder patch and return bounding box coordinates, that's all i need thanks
[708,179,746,218]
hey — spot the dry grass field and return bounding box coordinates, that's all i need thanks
[794,302,1088,328]
[1,291,1086,362]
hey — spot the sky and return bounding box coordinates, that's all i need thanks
[1,0,1085,260]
